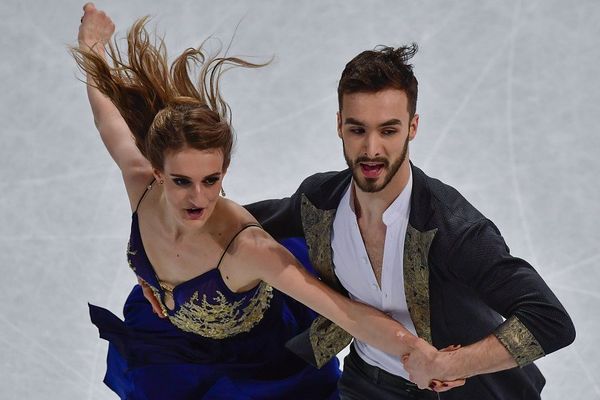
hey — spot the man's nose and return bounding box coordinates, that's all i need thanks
[363,132,381,158]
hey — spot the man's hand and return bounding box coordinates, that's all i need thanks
[137,277,167,318]
[399,332,466,392]
[78,2,115,54]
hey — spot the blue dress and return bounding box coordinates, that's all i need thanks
[89,212,340,399]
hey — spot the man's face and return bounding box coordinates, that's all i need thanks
[337,89,418,193]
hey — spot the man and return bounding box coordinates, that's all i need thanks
[246,44,575,399]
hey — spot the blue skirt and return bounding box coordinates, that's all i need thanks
[90,285,340,400]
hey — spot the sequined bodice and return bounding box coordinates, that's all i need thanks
[127,212,273,339]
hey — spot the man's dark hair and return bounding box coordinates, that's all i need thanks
[337,44,419,118]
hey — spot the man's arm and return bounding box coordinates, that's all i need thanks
[245,170,351,239]
[403,218,575,388]
[452,219,575,362]
[244,175,312,239]
[245,196,303,239]
[402,331,517,388]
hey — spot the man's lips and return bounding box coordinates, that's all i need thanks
[359,162,385,178]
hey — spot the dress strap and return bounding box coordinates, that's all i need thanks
[216,224,262,269]
[135,179,156,212]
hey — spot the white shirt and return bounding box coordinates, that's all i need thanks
[332,171,416,378]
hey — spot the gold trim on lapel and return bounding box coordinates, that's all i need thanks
[309,316,353,368]
[300,194,352,366]
[403,225,437,344]
[300,194,344,292]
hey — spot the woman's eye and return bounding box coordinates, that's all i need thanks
[173,178,190,186]
[204,177,220,186]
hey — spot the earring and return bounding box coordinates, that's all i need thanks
[159,179,164,184]
[220,187,226,197]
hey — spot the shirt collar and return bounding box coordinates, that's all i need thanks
[382,169,412,226]
[341,168,413,227]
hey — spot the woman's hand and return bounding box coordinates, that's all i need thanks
[137,277,167,318]
[400,334,467,392]
[78,2,115,54]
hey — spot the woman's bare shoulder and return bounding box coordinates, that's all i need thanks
[219,198,260,226]
[123,165,155,212]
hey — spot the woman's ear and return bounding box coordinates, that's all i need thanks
[152,168,164,184]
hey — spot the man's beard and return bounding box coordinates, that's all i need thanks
[343,135,409,193]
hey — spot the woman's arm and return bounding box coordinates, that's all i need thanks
[226,229,464,391]
[77,3,152,208]
[228,228,433,360]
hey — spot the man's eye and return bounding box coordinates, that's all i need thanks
[349,127,365,135]
[173,178,190,186]
[382,129,397,136]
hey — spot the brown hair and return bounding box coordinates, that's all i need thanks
[337,44,419,118]
[72,17,266,170]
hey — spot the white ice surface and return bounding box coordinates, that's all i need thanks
[1,1,599,399]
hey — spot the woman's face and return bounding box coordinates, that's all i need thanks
[155,147,225,228]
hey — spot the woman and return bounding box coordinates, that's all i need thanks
[74,4,460,399]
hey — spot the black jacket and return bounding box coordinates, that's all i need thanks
[246,164,575,400]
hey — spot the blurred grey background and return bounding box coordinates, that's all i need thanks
[1,0,598,399]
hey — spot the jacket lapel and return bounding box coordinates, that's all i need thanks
[298,193,352,368]
[290,165,438,367]
[404,164,437,344]
[403,224,437,344]
[301,194,346,293]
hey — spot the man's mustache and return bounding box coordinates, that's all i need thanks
[354,156,389,167]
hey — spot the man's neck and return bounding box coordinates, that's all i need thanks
[353,161,411,223]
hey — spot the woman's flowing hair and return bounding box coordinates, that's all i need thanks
[72,17,267,169]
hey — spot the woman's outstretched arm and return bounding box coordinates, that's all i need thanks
[76,3,152,207]
[226,227,464,391]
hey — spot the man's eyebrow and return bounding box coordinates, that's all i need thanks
[378,119,402,127]
[344,117,365,126]
[344,118,403,127]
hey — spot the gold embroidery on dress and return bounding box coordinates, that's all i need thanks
[127,243,169,316]
[403,225,437,344]
[494,315,545,366]
[126,241,137,272]
[169,281,274,339]
[158,280,176,311]
[148,283,169,317]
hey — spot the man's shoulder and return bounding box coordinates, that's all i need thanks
[299,169,351,189]
[414,167,496,257]
[415,166,486,227]
[297,170,352,207]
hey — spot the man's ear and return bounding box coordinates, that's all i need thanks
[409,114,419,141]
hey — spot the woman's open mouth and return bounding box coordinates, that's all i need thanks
[185,207,205,220]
